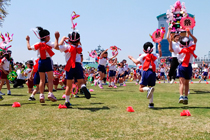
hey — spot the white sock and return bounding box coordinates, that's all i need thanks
[65,95,70,102]
[109,82,111,86]
[150,94,153,103]
[81,84,86,88]
[142,87,149,92]
[123,81,125,84]
[30,94,34,98]
[40,93,44,96]
[111,82,114,86]
[99,80,102,85]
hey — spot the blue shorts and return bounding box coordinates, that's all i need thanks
[203,72,208,77]
[38,58,53,72]
[178,63,192,80]
[66,63,84,80]
[33,72,48,85]
[109,70,116,77]
[160,72,165,76]
[118,74,124,78]
[98,65,106,74]
[140,69,156,87]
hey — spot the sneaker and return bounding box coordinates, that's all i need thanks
[108,85,112,88]
[81,86,91,99]
[74,95,79,98]
[148,103,154,109]
[40,94,45,103]
[65,102,72,108]
[0,91,5,96]
[0,95,3,101]
[28,97,36,101]
[19,85,24,88]
[53,89,57,92]
[170,79,175,84]
[94,81,97,86]
[179,96,184,103]
[147,87,154,99]
[188,90,190,94]
[99,84,103,89]
[7,90,11,95]
[119,83,123,86]
[183,96,188,105]
[48,93,57,102]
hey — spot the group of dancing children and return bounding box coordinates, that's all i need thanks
[0,26,197,109]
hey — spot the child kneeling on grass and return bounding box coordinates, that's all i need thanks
[128,42,162,108]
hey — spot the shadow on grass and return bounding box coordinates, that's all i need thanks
[0,102,36,106]
[56,98,65,101]
[0,104,13,106]
[22,102,36,105]
[90,102,104,105]
[41,104,80,106]
[153,106,210,110]
[190,90,210,94]
[79,96,96,98]
[10,94,27,96]
[102,90,124,92]
[77,106,110,112]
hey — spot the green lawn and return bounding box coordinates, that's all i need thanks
[0,82,210,140]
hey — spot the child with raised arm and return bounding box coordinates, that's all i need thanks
[128,42,162,108]
[26,27,59,103]
[97,49,118,89]
[173,30,197,105]
[55,32,91,108]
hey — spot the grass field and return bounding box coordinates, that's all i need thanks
[0,82,210,140]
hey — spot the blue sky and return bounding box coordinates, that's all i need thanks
[1,0,209,65]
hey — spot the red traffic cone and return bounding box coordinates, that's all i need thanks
[175,82,177,84]
[191,82,193,84]
[180,110,186,116]
[180,110,191,116]
[126,106,135,112]
[158,81,161,83]
[206,82,209,84]
[12,102,21,107]
[185,110,191,116]
[58,104,67,109]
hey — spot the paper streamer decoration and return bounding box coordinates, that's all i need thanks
[71,11,80,30]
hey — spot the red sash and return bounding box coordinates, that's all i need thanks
[33,59,39,73]
[179,45,197,67]
[143,54,157,72]
[34,42,55,59]
[64,45,82,72]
